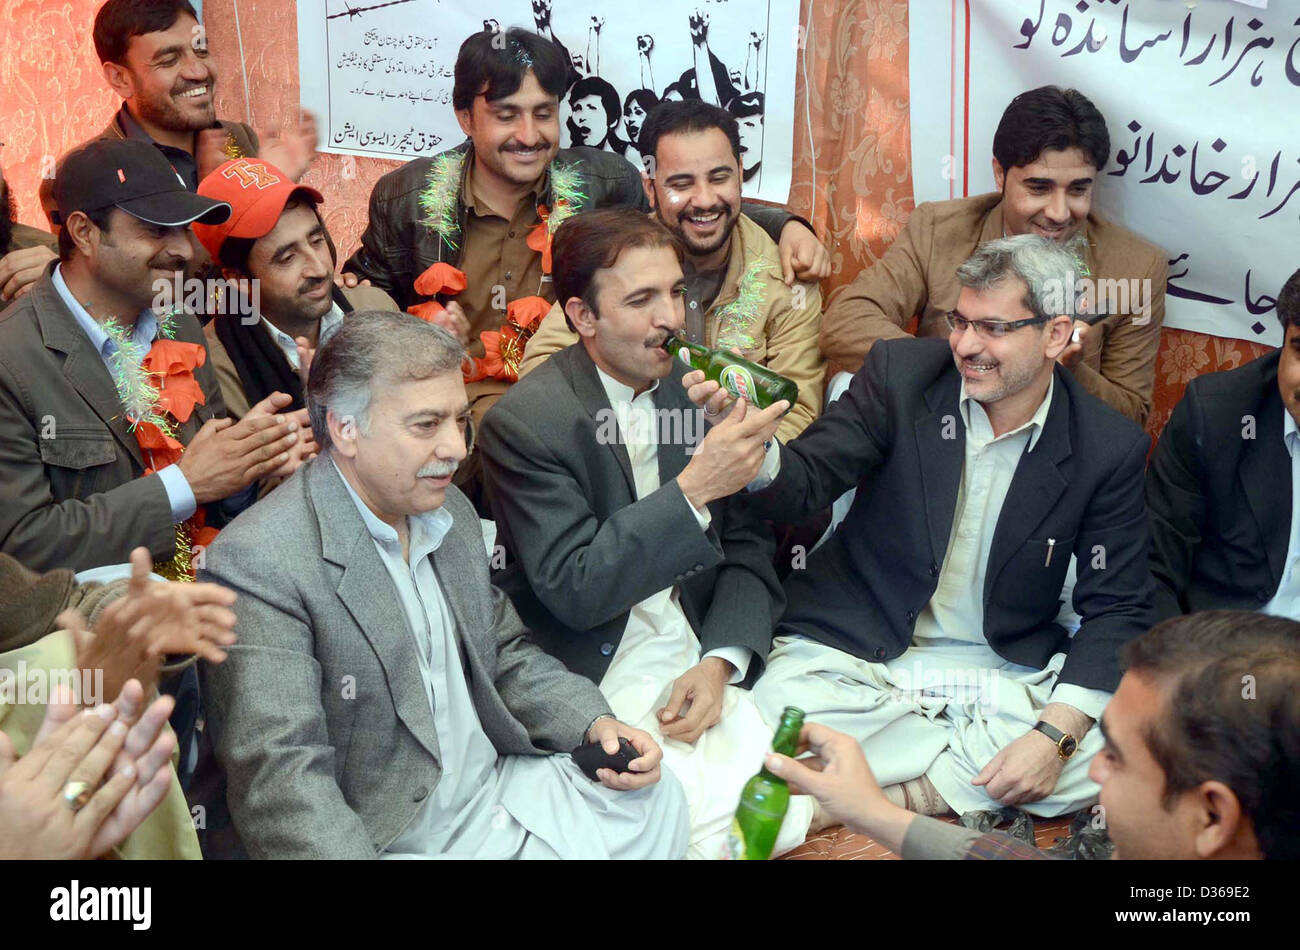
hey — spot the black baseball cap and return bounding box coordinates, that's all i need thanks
[51,139,231,229]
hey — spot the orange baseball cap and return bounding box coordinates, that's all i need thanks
[193,157,325,261]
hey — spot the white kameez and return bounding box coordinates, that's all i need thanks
[594,370,814,859]
[334,462,689,859]
[753,379,1109,818]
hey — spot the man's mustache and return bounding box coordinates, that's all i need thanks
[418,461,459,478]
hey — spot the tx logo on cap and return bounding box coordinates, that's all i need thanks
[221,159,281,190]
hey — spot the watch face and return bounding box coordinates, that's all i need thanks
[1060,736,1078,758]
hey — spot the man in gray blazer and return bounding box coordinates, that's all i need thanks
[478,209,803,858]
[199,310,687,859]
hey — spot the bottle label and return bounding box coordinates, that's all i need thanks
[719,364,757,403]
[677,348,693,367]
[720,818,747,860]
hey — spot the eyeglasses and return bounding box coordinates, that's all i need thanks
[944,310,1050,339]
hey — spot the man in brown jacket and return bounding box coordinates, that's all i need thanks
[821,86,1166,426]
[520,101,824,442]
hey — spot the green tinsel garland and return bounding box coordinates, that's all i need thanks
[418,151,467,252]
[544,160,587,231]
[715,258,766,352]
[102,309,180,436]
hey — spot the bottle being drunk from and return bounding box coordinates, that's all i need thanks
[666,336,798,413]
[722,706,805,860]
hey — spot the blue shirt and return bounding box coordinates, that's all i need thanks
[51,264,196,523]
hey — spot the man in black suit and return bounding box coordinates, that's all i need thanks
[687,233,1156,820]
[1147,268,1300,620]
[477,208,807,858]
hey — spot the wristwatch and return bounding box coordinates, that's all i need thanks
[1033,721,1078,760]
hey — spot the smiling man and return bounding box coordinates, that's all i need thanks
[520,100,825,443]
[820,86,1167,426]
[0,139,302,573]
[684,233,1157,824]
[345,28,827,426]
[198,310,688,859]
[478,209,803,859]
[193,157,398,423]
[25,1,318,298]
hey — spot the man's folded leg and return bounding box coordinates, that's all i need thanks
[924,656,1104,818]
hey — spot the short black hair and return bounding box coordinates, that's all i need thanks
[1276,267,1300,332]
[93,0,199,66]
[552,208,683,331]
[639,100,741,171]
[452,27,569,112]
[57,205,115,262]
[567,76,620,127]
[1122,611,1300,861]
[992,85,1110,173]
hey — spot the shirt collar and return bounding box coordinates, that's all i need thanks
[330,456,454,557]
[463,155,544,218]
[594,363,659,407]
[118,104,190,155]
[958,374,1054,452]
[259,303,345,370]
[52,263,159,359]
[1284,404,1299,458]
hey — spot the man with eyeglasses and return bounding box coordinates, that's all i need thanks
[683,233,1156,827]
[818,86,1166,428]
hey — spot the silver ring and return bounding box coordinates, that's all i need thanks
[62,780,93,812]
[703,405,719,417]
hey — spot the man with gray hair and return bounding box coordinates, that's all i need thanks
[197,310,688,858]
[685,233,1156,824]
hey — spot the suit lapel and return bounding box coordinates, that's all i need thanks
[312,461,441,762]
[34,278,145,469]
[985,377,1071,592]
[429,515,492,691]
[560,346,637,498]
[913,372,965,566]
[1240,390,1289,588]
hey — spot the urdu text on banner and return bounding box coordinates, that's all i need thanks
[909,0,1295,344]
[298,0,801,204]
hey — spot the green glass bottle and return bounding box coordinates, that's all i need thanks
[722,706,805,860]
[666,336,798,413]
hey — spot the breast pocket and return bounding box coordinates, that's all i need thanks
[993,535,1076,609]
[38,428,120,500]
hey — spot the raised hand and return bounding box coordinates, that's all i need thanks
[531,0,552,32]
[675,396,788,508]
[178,392,301,503]
[258,110,319,182]
[0,245,57,302]
[0,697,137,859]
[689,10,710,45]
